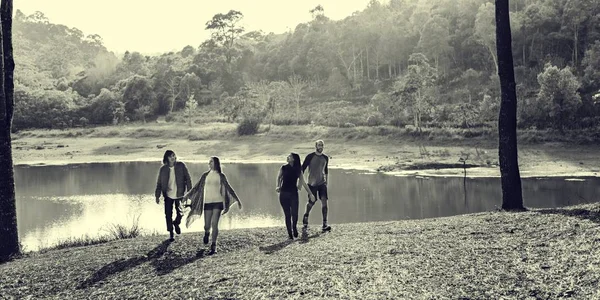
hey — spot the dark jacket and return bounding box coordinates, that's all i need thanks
[155,161,192,199]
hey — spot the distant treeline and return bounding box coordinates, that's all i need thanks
[12,0,600,132]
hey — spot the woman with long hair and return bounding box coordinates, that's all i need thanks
[183,156,242,254]
[276,153,314,239]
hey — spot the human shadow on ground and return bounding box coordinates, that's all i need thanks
[298,230,326,244]
[259,228,331,253]
[150,248,205,276]
[77,238,202,289]
[259,239,294,254]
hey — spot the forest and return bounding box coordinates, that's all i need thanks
[11,0,600,134]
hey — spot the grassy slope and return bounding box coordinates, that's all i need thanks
[2,203,600,299]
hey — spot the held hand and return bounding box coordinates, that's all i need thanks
[237,201,242,209]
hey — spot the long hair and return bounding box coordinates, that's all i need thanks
[290,152,301,175]
[211,156,222,173]
[162,150,175,165]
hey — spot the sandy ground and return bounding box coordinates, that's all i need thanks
[10,136,600,178]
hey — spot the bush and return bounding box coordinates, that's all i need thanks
[165,114,176,122]
[237,118,260,135]
[78,117,89,127]
[271,116,312,126]
[390,118,408,127]
[366,113,384,126]
[13,86,79,131]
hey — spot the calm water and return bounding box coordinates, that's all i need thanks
[14,162,600,251]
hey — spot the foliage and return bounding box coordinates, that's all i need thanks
[392,53,438,130]
[13,84,81,130]
[184,94,198,127]
[366,112,384,127]
[581,41,600,94]
[83,88,125,125]
[287,75,306,125]
[236,117,260,135]
[478,94,500,122]
[121,75,156,120]
[527,64,582,130]
[49,215,143,250]
[205,10,245,66]
[10,1,600,131]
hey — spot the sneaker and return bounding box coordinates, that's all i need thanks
[208,243,217,255]
[203,232,210,245]
[196,249,205,257]
[322,225,332,232]
[174,224,181,235]
[169,231,175,241]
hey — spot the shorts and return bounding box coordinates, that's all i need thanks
[308,183,328,202]
[204,202,224,211]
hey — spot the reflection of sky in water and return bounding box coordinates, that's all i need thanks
[14,162,600,252]
[19,193,281,252]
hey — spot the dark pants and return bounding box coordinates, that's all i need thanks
[303,183,329,226]
[164,197,183,232]
[279,190,299,237]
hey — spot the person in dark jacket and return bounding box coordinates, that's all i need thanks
[155,150,192,241]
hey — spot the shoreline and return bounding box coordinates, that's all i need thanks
[12,156,600,179]
[11,135,600,178]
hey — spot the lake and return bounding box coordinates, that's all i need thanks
[13,162,600,251]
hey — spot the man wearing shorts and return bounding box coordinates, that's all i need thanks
[301,139,332,232]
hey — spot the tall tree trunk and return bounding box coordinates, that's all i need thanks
[487,45,499,74]
[296,96,300,125]
[366,47,370,80]
[375,53,379,80]
[352,44,357,83]
[360,50,364,80]
[0,0,19,261]
[169,84,180,114]
[529,29,537,63]
[573,25,578,67]
[495,0,524,211]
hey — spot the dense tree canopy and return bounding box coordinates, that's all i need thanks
[11,0,600,131]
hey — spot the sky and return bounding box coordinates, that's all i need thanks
[14,0,374,55]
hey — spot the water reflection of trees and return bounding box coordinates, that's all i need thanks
[14,163,600,233]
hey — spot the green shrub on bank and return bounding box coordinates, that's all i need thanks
[237,118,260,136]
